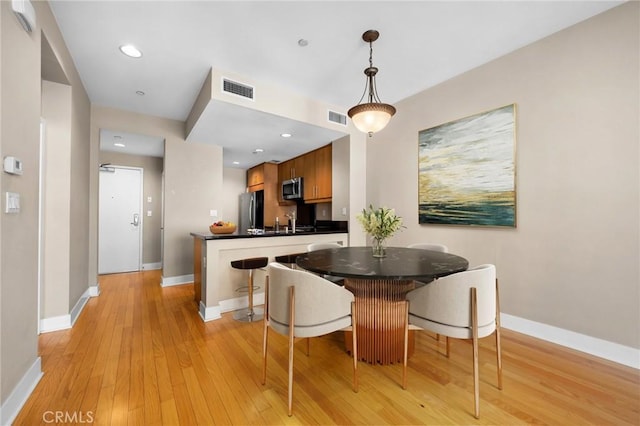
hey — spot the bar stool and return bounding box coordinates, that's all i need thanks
[231,256,268,322]
[274,252,305,269]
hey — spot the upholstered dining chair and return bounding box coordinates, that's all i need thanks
[262,262,358,416]
[407,242,449,252]
[407,243,449,340]
[306,242,344,285]
[307,242,343,251]
[404,264,502,419]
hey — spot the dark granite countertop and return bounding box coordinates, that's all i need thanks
[191,229,348,240]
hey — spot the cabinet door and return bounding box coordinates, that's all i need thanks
[292,156,305,179]
[278,159,292,183]
[315,144,332,200]
[247,164,264,187]
[303,150,317,202]
[303,144,332,202]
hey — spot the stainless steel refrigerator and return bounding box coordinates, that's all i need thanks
[239,190,264,232]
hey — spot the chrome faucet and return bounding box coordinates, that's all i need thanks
[285,211,296,233]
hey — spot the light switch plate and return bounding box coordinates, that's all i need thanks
[5,192,20,213]
[210,209,217,217]
[147,196,152,203]
[147,210,152,217]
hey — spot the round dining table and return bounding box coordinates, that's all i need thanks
[296,246,469,365]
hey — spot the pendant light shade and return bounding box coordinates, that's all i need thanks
[347,30,396,137]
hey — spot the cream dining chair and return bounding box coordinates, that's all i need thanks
[404,264,502,419]
[262,262,358,416]
[307,242,343,251]
[407,242,449,252]
[307,242,344,285]
[407,242,449,340]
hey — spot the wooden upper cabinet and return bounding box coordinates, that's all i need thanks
[247,164,264,190]
[278,156,304,182]
[303,144,332,203]
[278,159,293,184]
[315,144,332,200]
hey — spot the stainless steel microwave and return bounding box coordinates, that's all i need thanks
[282,177,303,200]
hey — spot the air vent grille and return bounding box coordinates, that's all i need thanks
[328,110,347,126]
[222,78,254,100]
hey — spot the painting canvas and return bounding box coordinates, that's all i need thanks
[418,104,516,227]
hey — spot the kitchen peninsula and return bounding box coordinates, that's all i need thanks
[191,229,348,321]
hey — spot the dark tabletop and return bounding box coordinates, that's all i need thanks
[296,246,469,280]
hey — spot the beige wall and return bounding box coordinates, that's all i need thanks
[223,167,246,225]
[1,0,91,406]
[91,106,224,279]
[0,0,40,401]
[41,80,71,318]
[164,136,223,278]
[368,3,639,348]
[99,151,163,265]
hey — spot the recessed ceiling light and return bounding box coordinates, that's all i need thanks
[298,39,308,47]
[281,133,292,138]
[135,90,145,96]
[119,44,142,58]
[114,143,126,148]
[232,161,240,165]
[253,148,264,154]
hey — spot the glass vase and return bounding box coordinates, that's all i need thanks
[372,238,386,258]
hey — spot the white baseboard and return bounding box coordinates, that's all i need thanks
[501,313,639,369]
[89,283,100,297]
[41,286,100,334]
[219,292,265,313]
[199,301,222,322]
[197,293,265,322]
[69,289,90,327]
[40,314,71,333]
[161,274,194,287]
[0,357,43,426]
[142,262,162,270]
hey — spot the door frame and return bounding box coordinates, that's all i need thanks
[98,164,144,274]
[38,119,46,334]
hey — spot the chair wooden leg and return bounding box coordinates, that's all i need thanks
[287,286,295,417]
[261,277,269,385]
[351,302,358,393]
[495,278,503,390]
[402,301,409,390]
[471,287,480,419]
[445,336,450,358]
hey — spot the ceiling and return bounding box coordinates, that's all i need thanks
[48,1,623,168]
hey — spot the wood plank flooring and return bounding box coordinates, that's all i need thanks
[14,270,640,425]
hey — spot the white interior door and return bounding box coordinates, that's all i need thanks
[99,166,143,274]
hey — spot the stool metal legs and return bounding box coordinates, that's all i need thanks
[234,269,264,322]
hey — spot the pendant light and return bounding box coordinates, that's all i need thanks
[347,30,396,137]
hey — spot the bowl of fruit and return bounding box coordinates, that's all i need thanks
[209,221,237,234]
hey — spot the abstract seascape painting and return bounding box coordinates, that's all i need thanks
[418,104,516,227]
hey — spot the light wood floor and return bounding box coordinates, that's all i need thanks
[15,270,639,425]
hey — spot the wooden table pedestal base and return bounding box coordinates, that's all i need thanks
[343,278,415,365]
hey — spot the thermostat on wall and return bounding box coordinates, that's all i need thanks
[3,156,23,175]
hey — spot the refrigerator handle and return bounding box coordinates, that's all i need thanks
[249,196,254,228]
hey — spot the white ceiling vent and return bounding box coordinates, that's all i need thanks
[222,78,254,100]
[328,110,347,126]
